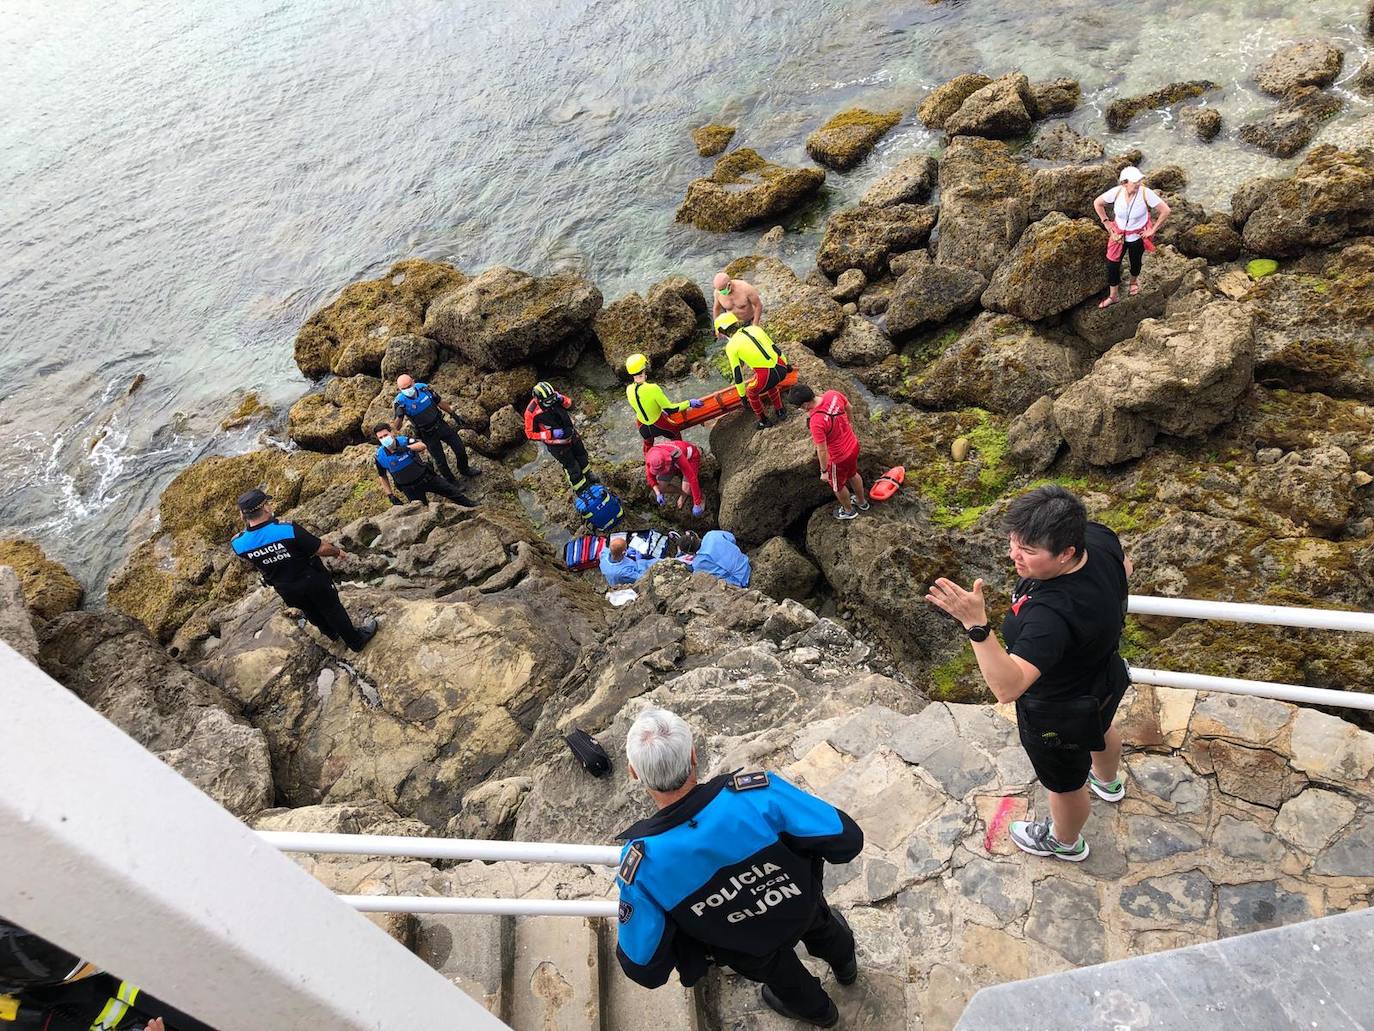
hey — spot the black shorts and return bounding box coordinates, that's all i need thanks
[1017,662,1129,793]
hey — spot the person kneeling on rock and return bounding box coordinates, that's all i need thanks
[230,488,377,652]
[373,423,474,507]
[645,440,705,517]
[615,708,863,1028]
[671,529,751,587]
[600,535,661,587]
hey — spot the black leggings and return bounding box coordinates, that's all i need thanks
[400,471,474,507]
[415,420,472,480]
[276,573,367,651]
[549,439,592,490]
[1107,238,1145,286]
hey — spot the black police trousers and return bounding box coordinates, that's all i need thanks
[715,900,854,1019]
[275,572,368,651]
[415,419,472,481]
[548,438,592,490]
[399,471,474,507]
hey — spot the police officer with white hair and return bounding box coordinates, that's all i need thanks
[614,708,863,1027]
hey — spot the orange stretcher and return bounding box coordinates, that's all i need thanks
[661,369,799,431]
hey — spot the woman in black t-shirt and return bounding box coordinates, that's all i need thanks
[925,486,1132,863]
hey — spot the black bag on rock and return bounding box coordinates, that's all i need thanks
[565,728,611,777]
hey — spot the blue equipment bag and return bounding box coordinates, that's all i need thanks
[574,484,623,530]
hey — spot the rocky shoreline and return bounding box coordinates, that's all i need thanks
[4,22,1374,1028]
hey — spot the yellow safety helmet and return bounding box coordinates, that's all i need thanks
[532,381,557,404]
[625,353,648,376]
[714,311,740,334]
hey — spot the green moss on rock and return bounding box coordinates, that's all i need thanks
[806,108,903,171]
[691,123,736,157]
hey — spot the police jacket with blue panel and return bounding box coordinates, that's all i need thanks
[231,519,326,587]
[375,436,428,485]
[614,771,862,989]
[393,383,445,431]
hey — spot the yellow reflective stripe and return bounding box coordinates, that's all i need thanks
[117,981,139,1006]
[91,996,129,1029]
[1,995,20,1021]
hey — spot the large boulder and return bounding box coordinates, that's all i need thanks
[1239,86,1343,158]
[1106,81,1216,132]
[1256,40,1344,96]
[1241,146,1374,256]
[710,347,867,546]
[0,537,83,621]
[830,316,895,366]
[287,375,382,452]
[1023,124,1104,162]
[945,74,1035,139]
[1180,106,1224,142]
[904,312,1090,415]
[1028,77,1081,119]
[918,74,992,130]
[933,137,1029,278]
[980,213,1105,321]
[722,256,846,352]
[0,566,39,661]
[1174,215,1244,263]
[675,148,825,232]
[806,108,903,170]
[884,253,987,337]
[860,154,938,207]
[1067,245,1207,351]
[423,266,602,371]
[593,282,698,372]
[38,611,273,818]
[1053,301,1255,465]
[1027,161,1121,220]
[817,204,939,278]
[295,260,467,379]
[748,537,820,602]
[379,334,439,383]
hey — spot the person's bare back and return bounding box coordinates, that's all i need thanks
[711,272,763,325]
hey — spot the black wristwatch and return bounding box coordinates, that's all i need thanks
[966,624,991,642]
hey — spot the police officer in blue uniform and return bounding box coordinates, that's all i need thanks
[372,423,474,507]
[391,374,479,483]
[615,708,862,1028]
[230,488,377,652]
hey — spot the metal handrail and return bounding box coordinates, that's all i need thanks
[344,896,618,918]
[259,831,621,867]
[1128,595,1374,633]
[1131,667,1374,712]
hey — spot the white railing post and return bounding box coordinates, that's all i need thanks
[1128,595,1374,633]
[0,643,508,1031]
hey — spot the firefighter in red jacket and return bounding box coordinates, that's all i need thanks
[645,440,704,517]
[524,381,594,491]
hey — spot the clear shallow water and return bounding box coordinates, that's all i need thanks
[1,0,1369,590]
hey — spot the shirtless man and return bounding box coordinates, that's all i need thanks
[711,272,763,331]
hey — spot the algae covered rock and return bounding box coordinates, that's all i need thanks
[1053,301,1255,465]
[675,148,826,232]
[1105,80,1216,132]
[379,333,439,384]
[691,123,736,157]
[1007,395,1064,474]
[830,315,894,366]
[423,265,602,370]
[1027,161,1121,219]
[723,255,846,351]
[1256,40,1344,96]
[817,203,939,278]
[1176,215,1244,263]
[1180,106,1223,142]
[0,537,84,621]
[1239,86,1343,158]
[1023,124,1105,163]
[884,254,987,337]
[980,212,1105,321]
[1241,146,1374,256]
[932,136,1029,277]
[1028,77,1081,119]
[593,281,698,373]
[945,74,1035,139]
[294,259,468,379]
[860,153,938,207]
[806,107,903,170]
[287,374,382,452]
[919,74,993,130]
[1067,244,1207,350]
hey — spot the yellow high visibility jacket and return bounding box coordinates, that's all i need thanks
[724,326,787,396]
[625,381,689,426]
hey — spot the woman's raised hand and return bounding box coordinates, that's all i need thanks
[924,577,988,629]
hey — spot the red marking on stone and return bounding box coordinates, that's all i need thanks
[984,796,1016,852]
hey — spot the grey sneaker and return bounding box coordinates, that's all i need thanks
[857,499,870,512]
[835,506,859,521]
[1088,771,1126,802]
[1009,820,1090,862]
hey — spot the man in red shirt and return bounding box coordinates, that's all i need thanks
[790,384,868,521]
[645,440,705,517]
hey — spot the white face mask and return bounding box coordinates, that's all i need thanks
[402,386,418,398]
[380,435,396,450]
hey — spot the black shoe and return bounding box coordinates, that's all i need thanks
[463,466,481,477]
[754,416,772,430]
[350,617,379,651]
[760,986,838,1028]
[829,910,858,985]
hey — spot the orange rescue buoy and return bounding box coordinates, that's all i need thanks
[869,466,905,502]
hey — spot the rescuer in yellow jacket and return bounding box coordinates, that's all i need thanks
[624,353,702,455]
[717,312,791,430]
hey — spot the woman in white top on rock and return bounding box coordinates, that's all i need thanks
[1092,166,1170,308]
